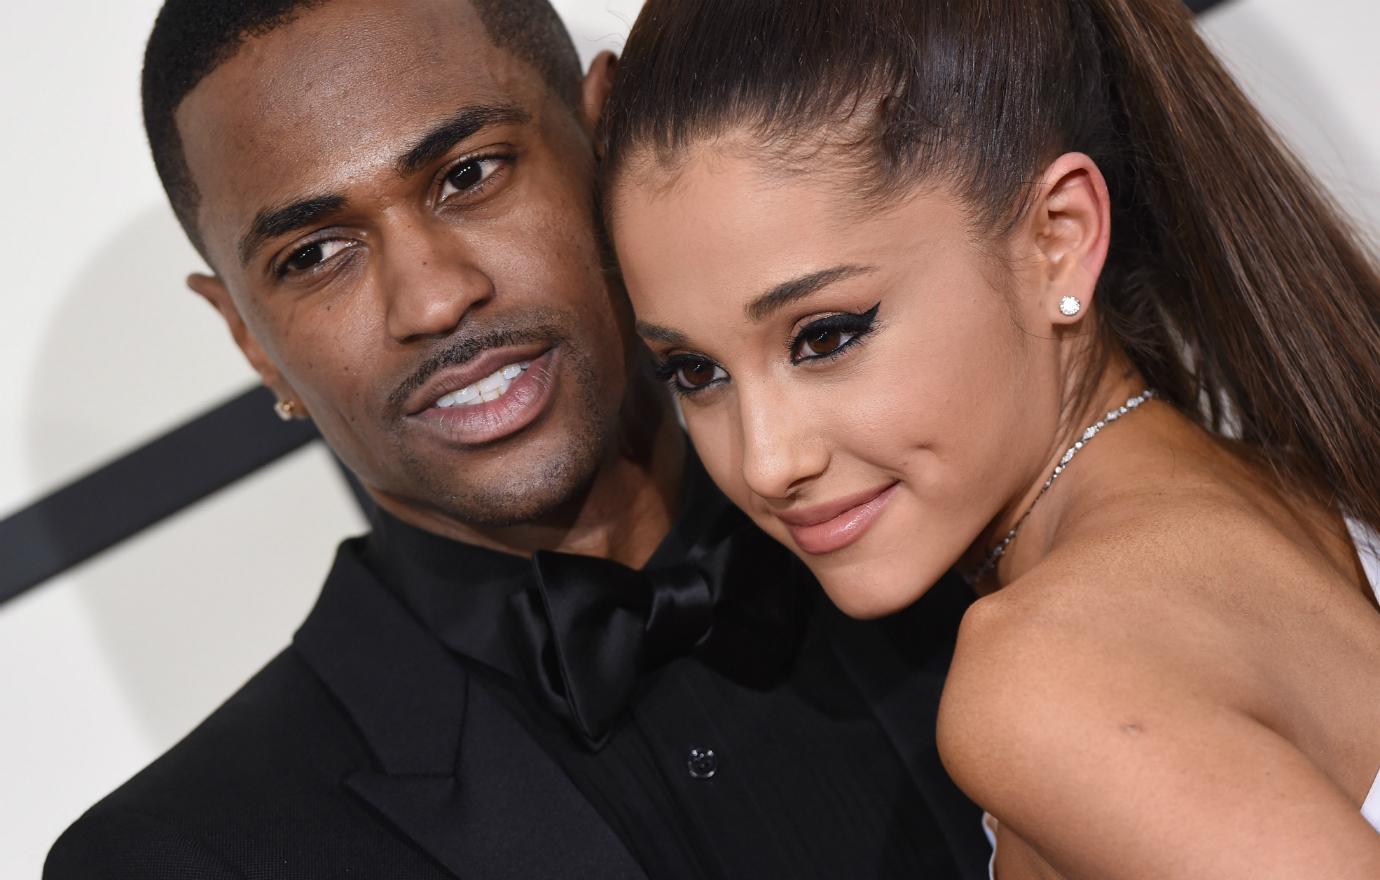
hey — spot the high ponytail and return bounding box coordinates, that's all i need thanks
[601,0,1380,529]
[1075,0,1380,529]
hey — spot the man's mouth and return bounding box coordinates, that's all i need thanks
[407,347,561,447]
[403,342,553,416]
[434,360,532,408]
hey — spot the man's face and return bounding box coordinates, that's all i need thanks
[178,0,632,528]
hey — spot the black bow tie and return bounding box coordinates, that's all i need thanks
[504,523,806,748]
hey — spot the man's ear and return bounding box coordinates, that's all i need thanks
[1025,152,1112,328]
[580,50,619,147]
[186,272,308,418]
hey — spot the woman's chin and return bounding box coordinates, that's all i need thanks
[813,563,937,620]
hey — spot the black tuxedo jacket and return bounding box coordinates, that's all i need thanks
[46,540,988,879]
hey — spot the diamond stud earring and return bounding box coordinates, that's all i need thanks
[1059,296,1083,318]
[274,399,298,422]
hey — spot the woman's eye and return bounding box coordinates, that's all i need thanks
[281,239,352,276]
[790,304,881,363]
[440,157,505,201]
[797,327,848,359]
[675,359,727,390]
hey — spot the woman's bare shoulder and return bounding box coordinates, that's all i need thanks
[938,492,1342,750]
[957,488,1358,662]
[936,495,1380,878]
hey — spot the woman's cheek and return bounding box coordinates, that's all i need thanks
[682,404,746,499]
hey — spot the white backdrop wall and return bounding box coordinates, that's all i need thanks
[0,1,1375,875]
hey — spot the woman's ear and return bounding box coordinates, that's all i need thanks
[1026,152,1112,327]
[186,272,310,419]
[580,50,619,148]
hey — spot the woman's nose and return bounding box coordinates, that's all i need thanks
[737,384,829,501]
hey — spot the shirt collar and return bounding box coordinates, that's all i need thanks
[360,451,738,680]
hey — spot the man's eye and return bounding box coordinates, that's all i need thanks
[440,157,506,201]
[280,239,352,276]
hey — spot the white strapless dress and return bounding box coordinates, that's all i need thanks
[983,518,1380,877]
[1347,519,1380,833]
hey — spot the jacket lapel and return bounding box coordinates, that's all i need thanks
[826,571,993,880]
[295,542,646,880]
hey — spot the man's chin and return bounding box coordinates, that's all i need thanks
[397,429,606,531]
[439,477,593,529]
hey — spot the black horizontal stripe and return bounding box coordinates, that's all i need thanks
[1187,0,1233,12]
[0,386,319,606]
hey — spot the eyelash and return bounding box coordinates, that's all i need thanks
[437,151,514,204]
[271,152,515,279]
[654,303,882,398]
[787,303,881,365]
[652,356,726,398]
[274,235,355,279]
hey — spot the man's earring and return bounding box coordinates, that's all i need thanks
[1058,296,1083,319]
[274,399,299,422]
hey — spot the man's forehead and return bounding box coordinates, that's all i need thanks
[175,0,550,264]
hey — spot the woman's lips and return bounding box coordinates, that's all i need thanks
[778,483,899,556]
[410,348,559,446]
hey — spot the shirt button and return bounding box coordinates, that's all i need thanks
[687,747,718,780]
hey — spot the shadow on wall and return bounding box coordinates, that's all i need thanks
[23,204,362,747]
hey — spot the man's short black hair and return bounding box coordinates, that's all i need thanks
[142,0,583,258]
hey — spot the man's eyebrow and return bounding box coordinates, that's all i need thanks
[238,194,348,267]
[635,322,688,345]
[396,103,532,176]
[746,265,879,322]
[233,103,531,267]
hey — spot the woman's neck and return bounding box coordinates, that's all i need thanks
[972,362,1155,593]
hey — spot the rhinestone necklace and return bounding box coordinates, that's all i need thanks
[968,389,1157,586]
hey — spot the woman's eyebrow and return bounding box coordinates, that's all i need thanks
[745,264,878,322]
[635,321,687,345]
[634,263,879,345]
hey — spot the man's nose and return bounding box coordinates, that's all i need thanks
[737,383,829,501]
[381,225,496,343]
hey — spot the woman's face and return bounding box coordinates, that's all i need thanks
[612,141,1085,617]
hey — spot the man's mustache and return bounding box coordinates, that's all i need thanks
[387,317,569,411]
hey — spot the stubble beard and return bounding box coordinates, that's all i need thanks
[396,340,614,529]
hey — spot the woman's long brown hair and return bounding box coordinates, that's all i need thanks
[601,0,1380,531]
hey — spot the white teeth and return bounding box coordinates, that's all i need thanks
[451,386,480,406]
[435,361,531,409]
